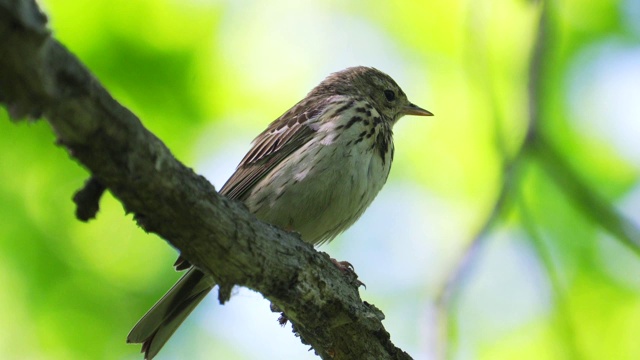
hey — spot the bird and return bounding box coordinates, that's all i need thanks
[127,66,433,359]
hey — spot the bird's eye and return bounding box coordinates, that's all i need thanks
[384,89,396,101]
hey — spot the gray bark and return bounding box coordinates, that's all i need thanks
[0,0,412,359]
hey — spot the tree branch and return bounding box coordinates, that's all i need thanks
[0,0,411,358]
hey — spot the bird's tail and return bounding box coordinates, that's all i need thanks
[127,268,216,359]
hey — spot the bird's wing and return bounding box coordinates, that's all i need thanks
[220,96,343,201]
[172,96,347,271]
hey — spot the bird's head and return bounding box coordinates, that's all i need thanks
[311,66,433,124]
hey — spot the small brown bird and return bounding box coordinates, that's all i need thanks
[127,66,433,359]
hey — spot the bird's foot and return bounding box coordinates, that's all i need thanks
[331,259,366,288]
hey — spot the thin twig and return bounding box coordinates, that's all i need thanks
[533,137,640,256]
[435,3,549,358]
[518,190,582,360]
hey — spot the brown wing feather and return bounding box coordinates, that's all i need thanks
[172,96,343,272]
[219,129,314,201]
[220,96,338,200]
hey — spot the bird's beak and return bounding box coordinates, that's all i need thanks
[403,103,433,116]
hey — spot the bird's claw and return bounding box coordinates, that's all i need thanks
[330,258,366,288]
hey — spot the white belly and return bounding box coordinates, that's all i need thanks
[245,123,392,245]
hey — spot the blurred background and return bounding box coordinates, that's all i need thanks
[1,0,640,359]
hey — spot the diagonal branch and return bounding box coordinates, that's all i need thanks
[0,0,411,359]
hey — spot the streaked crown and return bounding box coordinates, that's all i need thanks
[308,66,433,125]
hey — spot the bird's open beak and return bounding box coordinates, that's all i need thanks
[403,103,433,116]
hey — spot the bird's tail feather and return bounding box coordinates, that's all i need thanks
[127,268,216,359]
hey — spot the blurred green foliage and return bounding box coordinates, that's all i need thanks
[1,0,640,359]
